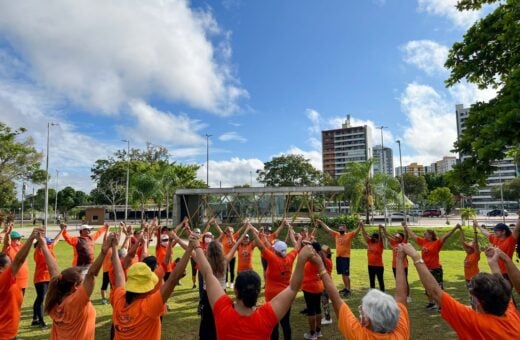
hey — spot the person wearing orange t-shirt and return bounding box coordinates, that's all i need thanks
[361,224,385,292]
[31,229,62,328]
[193,226,316,340]
[2,228,30,294]
[317,219,362,297]
[459,221,481,309]
[259,220,286,283]
[402,243,520,339]
[301,242,326,339]
[381,222,410,301]
[0,227,40,340]
[317,241,410,340]
[40,231,112,340]
[110,231,193,340]
[405,223,459,310]
[215,221,244,289]
[227,228,257,273]
[476,217,520,278]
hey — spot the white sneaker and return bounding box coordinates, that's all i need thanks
[321,318,332,325]
[230,283,234,289]
[406,296,412,303]
[316,330,323,337]
[304,332,317,340]
[226,282,230,288]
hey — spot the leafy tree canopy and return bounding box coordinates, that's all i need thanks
[257,154,323,187]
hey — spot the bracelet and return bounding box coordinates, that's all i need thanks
[319,270,328,277]
[414,258,425,265]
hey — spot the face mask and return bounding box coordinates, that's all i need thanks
[204,237,212,244]
[161,241,169,247]
[339,230,345,235]
[326,253,332,259]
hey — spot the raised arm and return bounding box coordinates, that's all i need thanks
[213,220,224,241]
[111,236,125,288]
[171,232,188,250]
[83,234,112,297]
[380,225,397,242]
[160,235,194,302]
[472,221,480,253]
[476,223,491,238]
[440,224,460,245]
[270,245,314,319]
[272,219,286,237]
[360,223,370,243]
[316,219,336,237]
[202,217,214,234]
[2,224,12,251]
[51,228,63,244]
[403,223,418,242]
[315,250,344,317]
[395,246,408,305]
[351,221,362,236]
[37,233,60,278]
[251,228,265,251]
[496,248,520,293]
[60,224,78,246]
[225,226,250,263]
[123,237,140,269]
[91,224,109,241]
[400,243,443,306]
[11,228,39,276]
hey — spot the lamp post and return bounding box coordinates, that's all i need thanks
[121,140,130,224]
[21,181,26,228]
[205,134,212,186]
[497,162,506,223]
[396,140,406,219]
[44,122,59,234]
[54,170,59,222]
[377,126,388,226]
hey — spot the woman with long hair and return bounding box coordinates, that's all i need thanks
[381,222,410,300]
[360,224,385,292]
[40,231,111,339]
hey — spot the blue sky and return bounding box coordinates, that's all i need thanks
[0,0,497,193]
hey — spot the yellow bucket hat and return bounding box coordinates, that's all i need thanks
[126,262,158,293]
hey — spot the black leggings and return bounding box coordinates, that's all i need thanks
[33,281,49,323]
[191,257,198,277]
[368,266,385,291]
[226,257,236,283]
[270,307,291,340]
[199,291,216,340]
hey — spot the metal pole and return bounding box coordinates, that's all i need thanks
[205,134,212,186]
[54,170,59,222]
[378,126,388,226]
[44,122,58,234]
[122,140,130,224]
[397,140,406,218]
[498,162,505,223]
[21,181,25,228]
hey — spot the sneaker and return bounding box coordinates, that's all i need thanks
[316,330,323,337]
[31,320,39,326]
[101,299,108,305]
[299,308,308,315]
[406,296,412,303]
[230,283,234,289]
[425,302,436,310]
[226,282,230,288]
[341,289,351,297]
[303,332,318,340]
[321,317,332,325]
[38,321,48,328]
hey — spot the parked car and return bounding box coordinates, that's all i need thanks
[409,210,422,216]
[422,209,442,217]
[389,212,405,219]
[486,209,508,217]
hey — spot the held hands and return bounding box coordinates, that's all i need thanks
[188,232,201,249]
[484,246,506,263]
[397,243,418,258]
[298,243,315,261]
[59,223,67,231]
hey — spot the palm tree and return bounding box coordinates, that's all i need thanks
[338,159,374,223]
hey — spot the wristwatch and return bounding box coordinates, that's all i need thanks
[414,258,425,265]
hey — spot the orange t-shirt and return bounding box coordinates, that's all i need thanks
[333,231,356,257]
[324,257,333,275]
[34,244,56,284]
[3,243,29,289]
[111,287,164,340]
[0,267,23,340]
[302,261,324,294]
[390,240,408,268]
[488,235,516,274]
[367,241,384,267]
[102,248,113,273]
[221,232,240,256]
[213,294,279,340]
[338,302,409,339]
[440,292,520,339]
[416,237,442,269]
[155,245,174,272]
[237,242,256,272]
[49,285,96,340]
[463,251,480,281]
[262,248,298,301]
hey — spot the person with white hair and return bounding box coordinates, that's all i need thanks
[316,236,409,338]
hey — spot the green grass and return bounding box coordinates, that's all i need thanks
[15,236,520,340]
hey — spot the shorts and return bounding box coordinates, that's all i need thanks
[101,271,110,290]
[303,291,322,316]
[429,267,443,289]
[336,257,350,276]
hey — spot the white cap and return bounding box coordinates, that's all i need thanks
[79,224,92,231]
[272,241,288,255]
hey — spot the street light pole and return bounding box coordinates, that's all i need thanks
[122,140,130,224]
[205,134,212,187]
[44,122,58,234]
[377,126,388,226]
[21,181,26,228]
[54,170,59,222]
[396,140,406,218]
[497,162,506,223]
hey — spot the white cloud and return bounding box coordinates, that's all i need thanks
[448,81,498,105]
[417,0,481,28]
[284,147,323,171]
[124,100,206,147]
[0,0,247,115]
[327,116,395,147]
[401,40,449,76]
[219,131,247,143]
[197,157,264,188]
[399,83,458,164]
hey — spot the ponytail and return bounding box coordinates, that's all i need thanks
[45,267,82,314]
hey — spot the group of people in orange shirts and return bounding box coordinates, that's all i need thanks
[1,213,520,340]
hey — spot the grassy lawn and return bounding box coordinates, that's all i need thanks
[14,226,520,340]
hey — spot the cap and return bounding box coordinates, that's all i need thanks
[79,225,92,231]
[267,226,272,232]
[273,240,288,254]
[160,235,169,242]
[126,262,159,293]
[45,237,53,245]
[493,223,509,232]
[193,228,201,234]
[10,231,22,239]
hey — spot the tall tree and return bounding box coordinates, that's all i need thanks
[402,173,428,205]
[257,154,323,187]
[338,160,374,223]
[428,187,455,222]
[446,0,520,186]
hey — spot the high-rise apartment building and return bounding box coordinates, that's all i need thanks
[373,145,394,176]
[456,104,518,211]
[395,162,426,177]
[430,156,457,174]
[322,115,372,179]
